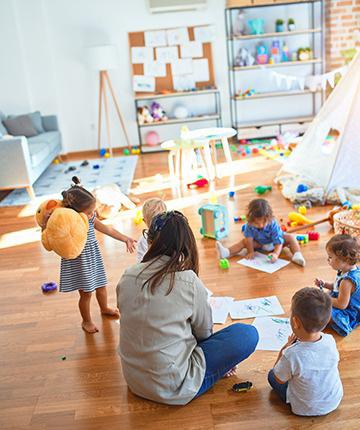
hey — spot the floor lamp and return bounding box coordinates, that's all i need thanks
[87,45,131,156]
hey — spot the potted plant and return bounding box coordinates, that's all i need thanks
[275,19,284,33]
[288,18,296,31]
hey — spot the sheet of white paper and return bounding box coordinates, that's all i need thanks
[144,61,166,77]
[133,75,155,92]
[171,59,193,76]
[172,74,196,91]
[131,47,153,64]
[193,58,209,82]
[194,26,215,43]
[208,297,234,324]
[166,27,189,46]
[144,30,167,47]
[230,295,284,320]
[252,317,292,351]
[156,46,179,63]
[180,41,203,58]
[237,252,290,274]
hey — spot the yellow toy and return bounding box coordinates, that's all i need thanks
[35,200,89,259]
[288,212,314,225]
[134,209,143,225]
[298,206,307,215]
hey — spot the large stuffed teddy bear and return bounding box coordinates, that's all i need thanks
[35,200,89,259]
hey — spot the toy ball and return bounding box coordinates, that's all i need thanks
[53,158,60,165]
[123,148,130,156]
[104,152,110,158]
[145,131,161,146]
[296,184,308,193]
[99,148,107,157]
[173,105,189,120]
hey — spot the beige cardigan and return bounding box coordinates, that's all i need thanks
[116,257,213,405]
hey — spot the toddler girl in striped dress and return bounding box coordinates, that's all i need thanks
[59,177,136,333]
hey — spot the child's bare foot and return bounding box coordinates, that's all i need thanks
[82,321,99,333]
[224,366,237,378]
[101,307,120,318]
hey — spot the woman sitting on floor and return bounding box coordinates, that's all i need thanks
[116,210,258,405]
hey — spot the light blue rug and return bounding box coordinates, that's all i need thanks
[0,156,138,207]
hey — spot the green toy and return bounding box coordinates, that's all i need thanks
[123,148,130,156]
[219,258,230,269]
[254,185,272,195]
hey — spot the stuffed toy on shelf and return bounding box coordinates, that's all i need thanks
[137,105,153,125]
[150,101,167,122]
[35,200,89,260]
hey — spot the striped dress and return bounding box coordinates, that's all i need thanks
[60,214,107,293]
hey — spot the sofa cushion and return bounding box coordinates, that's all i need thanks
[0,110,8,136]
[28,131,60,167]
[3,115,38,137]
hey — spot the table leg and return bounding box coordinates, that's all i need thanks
[202,142,215,181]
[221,137,233,165]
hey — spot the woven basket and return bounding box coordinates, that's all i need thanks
[333,210,360,237]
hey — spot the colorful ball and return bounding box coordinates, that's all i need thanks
[145,131,161,146]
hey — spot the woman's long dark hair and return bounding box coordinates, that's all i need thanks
[140,211,199,295]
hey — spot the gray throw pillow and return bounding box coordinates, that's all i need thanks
[29,111,45,133]
[0,110,7,136]
[3,115,38,137]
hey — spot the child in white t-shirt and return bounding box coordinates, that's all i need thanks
[137,198,167,263]
[268,287,343,416]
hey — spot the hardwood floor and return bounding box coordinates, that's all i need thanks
[0,152,359,429]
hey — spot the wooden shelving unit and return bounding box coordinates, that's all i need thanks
[139,114,221,128]
[225,0,325,140]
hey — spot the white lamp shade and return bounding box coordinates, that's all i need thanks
[86,45,120,70]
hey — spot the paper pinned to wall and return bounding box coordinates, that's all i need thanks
[237,252,290,274]
[156,46,179,63]
[171,59,193,76]
[172,74,196,91]
[194,26,215,43]
[252,317,292,351]
[144,61,167,77]
[133,75,155,92]
[131,47,154,64]
[192,58,210,82]
[180,41,204,58]
[144,30,167,47]
[166,27,189,46]
[208,297,234,324]
[230,296,284,320]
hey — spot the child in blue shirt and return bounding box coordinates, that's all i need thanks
[315,234,360,336]
[216,198,305,266]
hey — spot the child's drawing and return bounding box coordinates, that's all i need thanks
[230,296,284,319]
[237,252,290,274]
[252,317,292,351]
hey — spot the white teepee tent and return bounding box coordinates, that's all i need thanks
[279,51,360,194]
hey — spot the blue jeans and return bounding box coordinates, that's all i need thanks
[195,323,259,397]
[268,369,288,403]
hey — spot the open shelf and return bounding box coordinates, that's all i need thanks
[232,58,322,71]
[139,114,220,127]
[236,115,314,128]
[135,89,219,101]
[233,89,319,100]
[229,28,321,40]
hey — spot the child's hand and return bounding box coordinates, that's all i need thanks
[314,278,325,289]
[268,253,278,263]
[282,333,297,350]
[246,252,255,260]
[125,237,137,253]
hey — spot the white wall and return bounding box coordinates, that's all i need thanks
[0,0,230,153]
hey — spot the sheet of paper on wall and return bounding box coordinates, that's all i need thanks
[171,59,193,76]
[156,46,179,63]
[194,26,215,43]
[144,30,167,47]
[144,61,166,77]
[180,41,203,59]
[192,59,210,82]
[230,295,284,320]
[237,252,290,274]
[208,297,234,324]
[131,47,154,64]
[252,317,292,351]
[133,75,155,93]
[166,27,189,46]
[172,74,196,92]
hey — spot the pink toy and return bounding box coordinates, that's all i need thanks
[145,130,161,146]
[308,231,320,241]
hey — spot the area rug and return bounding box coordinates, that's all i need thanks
[0,156,138,207]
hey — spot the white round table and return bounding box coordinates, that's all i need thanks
[181,127,237,179]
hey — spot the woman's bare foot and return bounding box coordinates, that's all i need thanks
[82,321,99,333]
[101,307,120,318]
[224,366,237,378]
